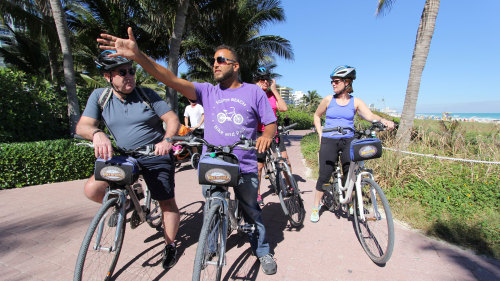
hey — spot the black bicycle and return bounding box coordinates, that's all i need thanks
[262,123,305,227]
[320,121,394,265]
[73,140,163,281]
[172,135,257,281]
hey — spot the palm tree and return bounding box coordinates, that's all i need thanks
[183,0,293,83]
[167,0,190,113]
[49,0,80,135]
[376,0,440,149]
[301,90,321,113]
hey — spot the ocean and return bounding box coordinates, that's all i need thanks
[415,113,500,122]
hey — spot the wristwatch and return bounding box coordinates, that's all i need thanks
[165,137,173,143]
[92,129,104,136]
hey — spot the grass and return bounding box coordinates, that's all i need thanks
[300,118,500,259]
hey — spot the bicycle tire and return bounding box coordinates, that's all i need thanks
[277,164,305,227]
[353,178,394,265]
[264,154,277,192]
[147,198,163,229]
[192,203,227,281]
[74,197,126,281]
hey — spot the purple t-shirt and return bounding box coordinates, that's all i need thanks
[193,82,277,173]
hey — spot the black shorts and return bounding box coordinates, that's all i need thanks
[137,153,175,201]
[256,132,287,163]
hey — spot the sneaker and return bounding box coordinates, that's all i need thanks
[259,253,277,275]
[162,244,177,269]
[257,194,264,207]
[310,206,320,223]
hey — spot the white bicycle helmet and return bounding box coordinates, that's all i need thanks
[330,65,356,80]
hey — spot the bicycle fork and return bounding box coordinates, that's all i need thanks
[95,190,127,252]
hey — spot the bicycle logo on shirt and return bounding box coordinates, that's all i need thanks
[217,107,244,125]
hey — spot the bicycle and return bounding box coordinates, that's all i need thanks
[320,121,395,265]
[73,140,163,281]
[262,123,305,227]
[173,128,203,169]
[171,135,257,281]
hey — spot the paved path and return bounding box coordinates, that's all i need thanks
[1,130,499,281]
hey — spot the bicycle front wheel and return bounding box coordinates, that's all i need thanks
[353,178,394,265]
[192,203,227,281]
[74,197,126,281]
[147,198,163,229]
[277,164,305,227]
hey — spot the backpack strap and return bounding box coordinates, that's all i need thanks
[136,87,154,113]
[98,87,113,112]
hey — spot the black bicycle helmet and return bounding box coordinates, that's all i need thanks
[254,66,271,80]
[330,65,356,80]
[95,50,132,72]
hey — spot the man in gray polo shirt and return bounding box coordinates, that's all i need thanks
[75,50,181,269]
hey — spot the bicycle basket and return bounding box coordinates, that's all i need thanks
[95,156,139,185]
[198,153,240,186]
[350,138,383,161]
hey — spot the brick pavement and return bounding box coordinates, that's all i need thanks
[0,130,499,281]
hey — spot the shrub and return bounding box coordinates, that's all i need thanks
[277,109,314,130]
[0,68,69,142]
[0,139,95,189]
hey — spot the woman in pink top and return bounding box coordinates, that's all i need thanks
[255,67,289,207]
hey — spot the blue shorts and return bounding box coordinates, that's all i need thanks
[137,153,175,201]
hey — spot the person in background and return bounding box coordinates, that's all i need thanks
[310,65,394,223]
[97,27,278,275]
[75,50,181,269]
[254,67,289,207]
[184,98,204,153]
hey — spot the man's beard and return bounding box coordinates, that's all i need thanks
[214,68,233,83]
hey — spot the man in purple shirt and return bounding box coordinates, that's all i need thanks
[98,28,278,275]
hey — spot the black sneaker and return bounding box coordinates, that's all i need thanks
[162,244,177,269]
[259,253,277,275]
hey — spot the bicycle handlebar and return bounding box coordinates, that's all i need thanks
[323,121,387,138]
[171,135,256,152]
[74,135,156,156]
[278,123,297,134]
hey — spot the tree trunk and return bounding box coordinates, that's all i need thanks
[395,0,440,149]
[166,0,190,114]
[49,0,80,135]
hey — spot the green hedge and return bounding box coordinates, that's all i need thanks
[0,139,95,189]
[277,109,314,130]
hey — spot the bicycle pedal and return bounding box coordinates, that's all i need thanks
[238,223,256,234]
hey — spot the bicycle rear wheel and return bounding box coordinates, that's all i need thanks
[277,164,305,227]
[192,203,227,281]
[74,197,126,281]
[353,178,394,265]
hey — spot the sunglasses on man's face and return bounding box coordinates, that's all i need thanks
[116,68,136,77]
[210,56,237,65]
[331,79,343,85]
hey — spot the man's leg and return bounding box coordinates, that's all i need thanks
[83,175,109,203]
[158,198,180,244]
[234,173,277,275]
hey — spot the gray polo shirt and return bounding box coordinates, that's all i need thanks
[82,87,171,150]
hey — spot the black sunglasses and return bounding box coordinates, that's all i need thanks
[116,68,136,77]
[210,56,237,65]
[255,76,271,82]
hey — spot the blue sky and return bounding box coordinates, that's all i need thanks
[256,0,500,113]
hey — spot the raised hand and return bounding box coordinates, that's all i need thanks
[97,27,140,60]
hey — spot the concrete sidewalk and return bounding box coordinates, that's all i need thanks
[1,130,499,281]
